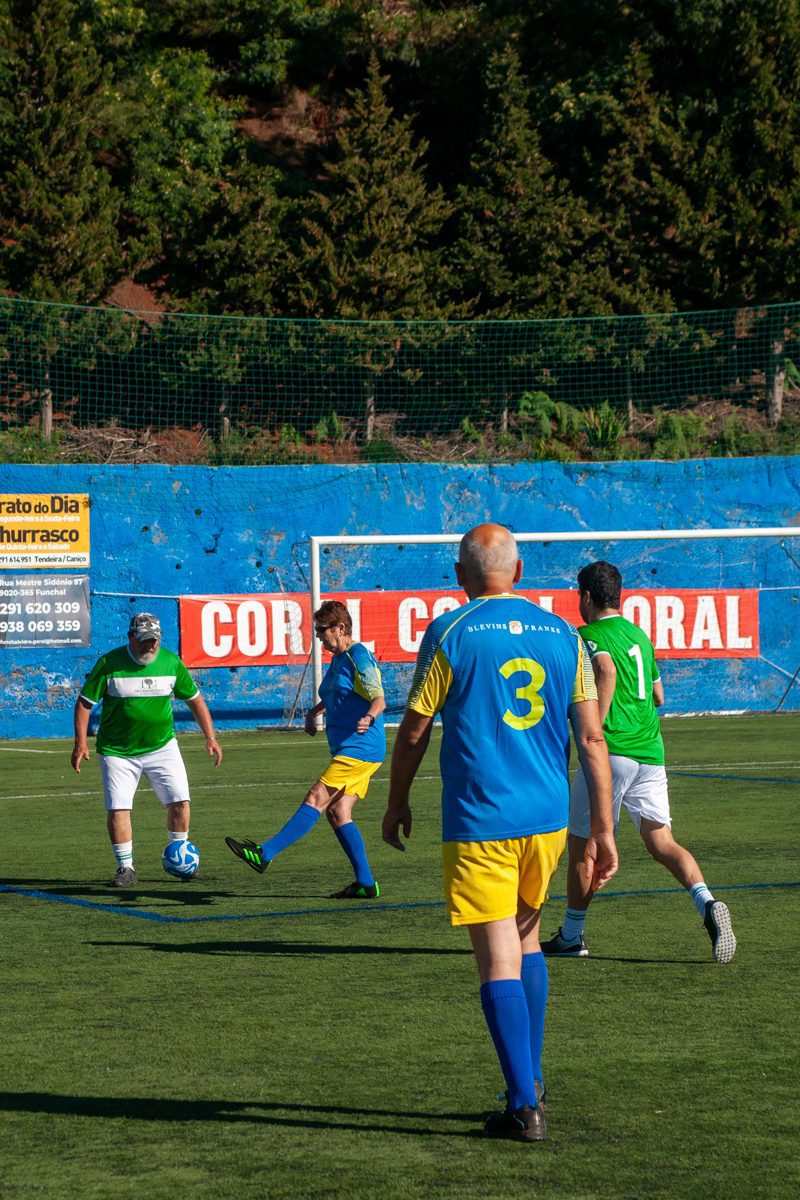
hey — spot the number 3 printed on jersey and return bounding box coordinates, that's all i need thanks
[499,657,546,730]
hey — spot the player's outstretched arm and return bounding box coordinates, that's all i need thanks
[382,709,432,851]
[71,698,92,773]
[590,654,617,727]
[356,691,386,734]
[570,698,618,890]
[582,830,619,892]
[185,694,222,766]
[304,701,325,736]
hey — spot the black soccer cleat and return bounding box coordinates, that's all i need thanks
[540,927,589,957]
[483,1102,547,1142]
[108,865,137,888]
[703,899,736,963]
[328,880,380,899]
[225,836,270,874]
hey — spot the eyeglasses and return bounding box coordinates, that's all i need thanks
[314,623,337,635]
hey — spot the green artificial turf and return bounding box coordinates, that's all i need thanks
[1,715,798,1200]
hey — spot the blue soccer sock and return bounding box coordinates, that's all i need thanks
[690,881,714,916]
[521,951,548,1089]
[479,979,537,1112]
[259,802,321,860]
[334,821,375,886]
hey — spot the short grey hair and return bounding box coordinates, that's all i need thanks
[458,525,519,578]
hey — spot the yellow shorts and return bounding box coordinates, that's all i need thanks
[319,756,382,800]
[442,828,567,926]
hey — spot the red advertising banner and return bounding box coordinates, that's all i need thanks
[179,588,759,667]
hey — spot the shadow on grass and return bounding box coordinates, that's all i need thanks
[0,1091,489,1138]
[0,878,227,907]
[0,876,439,907]
[586,954,711,965]
[89,938,470,956]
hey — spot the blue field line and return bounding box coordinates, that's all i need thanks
[1,879,798,925]
[671,770,800,784]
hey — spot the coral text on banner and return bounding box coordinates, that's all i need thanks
[179,589,759,668]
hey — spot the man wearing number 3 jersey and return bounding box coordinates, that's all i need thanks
[541,560,736,964]
[382,524,617,1142]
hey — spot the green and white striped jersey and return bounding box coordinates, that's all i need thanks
[79,645,199,756]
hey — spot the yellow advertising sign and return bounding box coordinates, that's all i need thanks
[0,494,90,568]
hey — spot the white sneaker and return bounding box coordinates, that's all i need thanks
[703,900,736,963]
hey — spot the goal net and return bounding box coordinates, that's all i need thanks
[308,528,800,721]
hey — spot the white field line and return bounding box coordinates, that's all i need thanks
[671,759,800,769]
[0,747,65,754]
[5,764,799,805]
[2,774,445,803]
[0,737,323,754]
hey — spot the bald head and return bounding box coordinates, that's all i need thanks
[456,523,521,597]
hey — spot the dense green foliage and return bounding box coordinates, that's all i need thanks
[2,0,800,318]
[2,718,799,1199]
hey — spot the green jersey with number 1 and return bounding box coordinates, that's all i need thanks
[579,615,664,765]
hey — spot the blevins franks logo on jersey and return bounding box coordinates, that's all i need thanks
[509,621,522,634]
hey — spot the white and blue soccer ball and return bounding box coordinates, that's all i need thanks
[162,839,200,879]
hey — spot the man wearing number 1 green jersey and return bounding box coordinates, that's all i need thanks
[541,561,736,964]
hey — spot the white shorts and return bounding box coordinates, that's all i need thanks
[570,755,671,836]
[99,739,190,811]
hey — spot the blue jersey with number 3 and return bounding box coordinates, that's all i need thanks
[407,594,596,842]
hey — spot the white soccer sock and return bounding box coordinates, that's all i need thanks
[113,841,134,869]
[690,881,714,915]
[168,830,189,843]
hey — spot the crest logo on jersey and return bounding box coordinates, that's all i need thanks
[509,621,522,634]
[587,640,598,652]
[141,677,156,690]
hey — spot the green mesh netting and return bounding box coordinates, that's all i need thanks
[1,297,797,463]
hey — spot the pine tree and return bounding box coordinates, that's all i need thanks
[0,0,120,302]
[586,44,692,312]
[166,151,290,315]
[453,43,624,318]
[669,0,800,306]
[289,51,454,320]
[117,46,239,281]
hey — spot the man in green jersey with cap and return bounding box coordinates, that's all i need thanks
[71,612,222,887]
[542,561,736,964]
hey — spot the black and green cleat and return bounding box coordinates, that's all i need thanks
[328,881,380,899]
[225,836,270,875]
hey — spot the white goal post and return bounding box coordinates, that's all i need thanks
[308,527,800,714]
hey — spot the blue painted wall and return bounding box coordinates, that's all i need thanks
[1,458,799,740]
